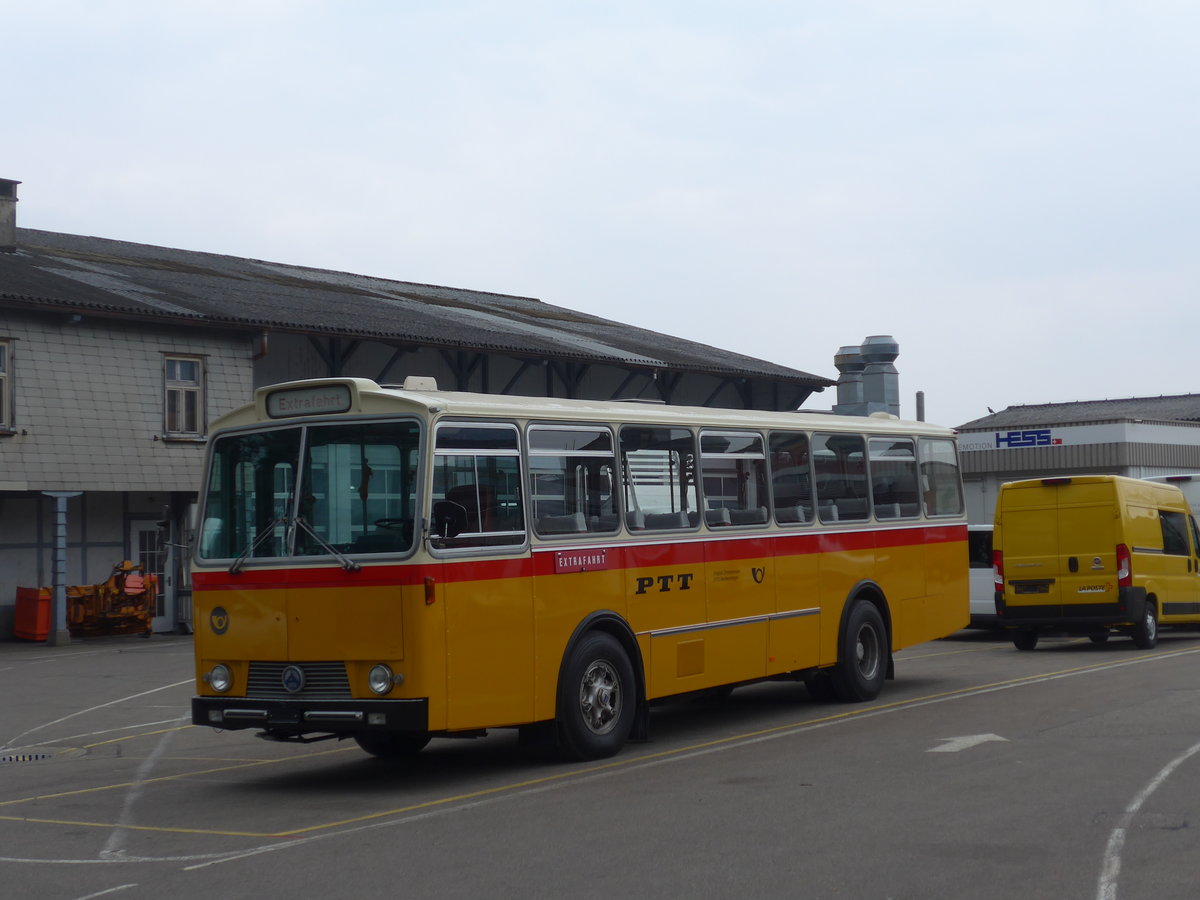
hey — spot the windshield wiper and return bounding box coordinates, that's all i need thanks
[229,517,287,575]
[292,517,361,572]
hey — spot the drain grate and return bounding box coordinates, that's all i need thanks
[1,752,55,763]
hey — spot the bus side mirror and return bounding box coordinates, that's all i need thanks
[431,501,467,539]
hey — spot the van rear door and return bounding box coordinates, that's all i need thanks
[1000,478,1118,611]
[1055,479,1120,608]
[999,480,1062,610]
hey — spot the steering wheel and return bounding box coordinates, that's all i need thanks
[374,518,408,531]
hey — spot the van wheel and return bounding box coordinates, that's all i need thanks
[1132,602,1158,649]
[830,601,887,702]
[1012,629,1038,651]
[354,732,431,758]
[557,632,636,761]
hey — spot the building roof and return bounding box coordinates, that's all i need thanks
[0,228,833,391]
[958,393,1200,430]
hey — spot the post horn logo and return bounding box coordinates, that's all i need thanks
[210,607,229,635]
[751,567,765,584]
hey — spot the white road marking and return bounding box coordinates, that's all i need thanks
[927,733,1008,752]
[1095,737,1200,900]
[73,884,138,900]
[99,716,189,860]
[2,679,193,751]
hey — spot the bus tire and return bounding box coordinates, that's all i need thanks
[557,631,635,761]
[1131,602,1158,649]
[1012,629,1038,651]
[830,600,887,703]
[354,732,431,758]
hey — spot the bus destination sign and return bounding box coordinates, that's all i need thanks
[266,384,353,418]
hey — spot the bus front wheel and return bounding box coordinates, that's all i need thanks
[557,631,635,761]
[830,601,887,703]
[354,732,431,758]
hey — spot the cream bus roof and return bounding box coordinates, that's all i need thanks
[208,377,955,438]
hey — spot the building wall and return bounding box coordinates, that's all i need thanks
[0,311,253,490]
[960,420,1200,525]
[0,310,253,638]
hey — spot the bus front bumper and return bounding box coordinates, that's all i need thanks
[192,696,429,736]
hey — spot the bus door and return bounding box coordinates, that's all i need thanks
[430,423,534,730]
[620,426,711,696]
[287,422,421,663]
[699,431,774,683]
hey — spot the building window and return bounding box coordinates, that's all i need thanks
[0,339,11,429]
[164,355,205,437]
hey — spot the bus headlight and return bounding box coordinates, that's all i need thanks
[368,664,396,696]
[206,664,232,693]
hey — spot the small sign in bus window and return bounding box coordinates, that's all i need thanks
[266,385,352,418]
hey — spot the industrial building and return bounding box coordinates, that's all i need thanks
[958,395,1200,524]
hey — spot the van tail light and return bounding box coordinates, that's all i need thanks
[993,549,1004,593]
[1116,543,1132,587]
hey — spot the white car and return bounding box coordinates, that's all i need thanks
[968,525,997,628]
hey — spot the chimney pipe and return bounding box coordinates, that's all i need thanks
[860,334,900,417]
[832,344,866,416]
[0,179,19,252]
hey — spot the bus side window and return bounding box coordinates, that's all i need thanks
[814,433,868,523]
[432,423,526,549]
[620,425,698,531]
[700,430,768,528]
[769,431,813,525]
[918,437,964,517]
[868,437,920,519]
[528,426,619,538]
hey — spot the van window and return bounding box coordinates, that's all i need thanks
[968,529,993,568]
[1159,510,1190,556]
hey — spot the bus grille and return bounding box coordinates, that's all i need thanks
[246,662,352,699]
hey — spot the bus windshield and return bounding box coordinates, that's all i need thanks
[199,420,422,561]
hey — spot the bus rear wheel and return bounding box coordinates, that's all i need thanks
[557,632,635,761]
[354,732,431,758]
[830,601,887,702]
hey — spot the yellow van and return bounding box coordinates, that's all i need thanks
[993,475,1200,650]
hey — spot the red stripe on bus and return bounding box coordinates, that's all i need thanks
[192,524,965,591]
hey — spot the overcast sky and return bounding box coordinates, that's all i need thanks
[8,1,1199,427]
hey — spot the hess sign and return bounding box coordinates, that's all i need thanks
[266,385,353,418]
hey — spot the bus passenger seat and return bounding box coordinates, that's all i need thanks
[644,511,690,530]
[728,507,767,525]
[537,512,587,535]
[592,514,621,532]
[705,508,732,527]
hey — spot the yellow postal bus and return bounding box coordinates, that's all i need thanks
[191,377,968,760]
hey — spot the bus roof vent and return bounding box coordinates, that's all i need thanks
[400,376,438,392]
